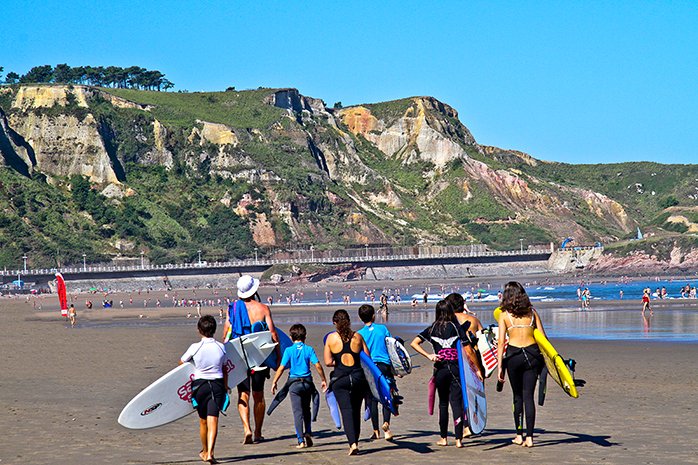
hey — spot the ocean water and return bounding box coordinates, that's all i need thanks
[274,306,698,343]
[276,278,698,306]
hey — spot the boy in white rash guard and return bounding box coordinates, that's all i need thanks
[180,315,229,464]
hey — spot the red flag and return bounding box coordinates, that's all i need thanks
[56,273,68,317]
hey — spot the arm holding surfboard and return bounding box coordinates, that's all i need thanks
[496,313,507,385]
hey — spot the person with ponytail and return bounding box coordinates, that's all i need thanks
[411,300,467,447]
[324,309,369,455]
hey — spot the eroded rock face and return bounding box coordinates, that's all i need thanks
[7,112,119,184]
[250,212,277,246]
[189,120,239,147]
[588,247,698,274]
[12,85,89,110]
[339,98,477,168]
[148,120,174,168]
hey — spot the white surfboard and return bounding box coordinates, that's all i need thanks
[476,326,507,378]
[386,337,412,376]
[118,331,277,429]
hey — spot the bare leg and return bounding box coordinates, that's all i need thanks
[252,390,265,440]
[198,418,208,461]
[237,388,253,443]
[206,416,219,461]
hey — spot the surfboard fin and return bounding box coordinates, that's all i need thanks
[564,358,585,388]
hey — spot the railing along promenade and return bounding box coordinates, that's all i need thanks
[1,244,559,279]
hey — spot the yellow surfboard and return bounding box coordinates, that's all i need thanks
[494,307,578,398]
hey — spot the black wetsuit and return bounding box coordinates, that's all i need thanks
[330,335,368,445]
[503,313,544,438]
[418,322,466,439]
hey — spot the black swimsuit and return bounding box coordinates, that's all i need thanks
[330,335,368,445]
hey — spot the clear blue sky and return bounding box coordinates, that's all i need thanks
[2,0,696,164]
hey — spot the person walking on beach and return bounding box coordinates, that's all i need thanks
[357,304,397,441]
[411,300,467,447]
[379,293,389,317]
[269,324,327,448]
[642,288,652,315]
[180,315,229,464]
[68,304,77,328]
[496,282,545,448]
[324,309,369,455]
[222,275,280,444]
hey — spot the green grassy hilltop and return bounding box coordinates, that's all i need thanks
[0,84,696,269]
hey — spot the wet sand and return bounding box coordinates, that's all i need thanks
[2,294,697,465]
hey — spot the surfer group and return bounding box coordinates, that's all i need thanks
[177,277,554,461]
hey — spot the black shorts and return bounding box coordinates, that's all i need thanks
[192,379,228,419]
[237,370,269,393]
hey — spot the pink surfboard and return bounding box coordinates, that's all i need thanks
[428,376,436,415]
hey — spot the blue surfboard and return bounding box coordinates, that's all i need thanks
[251,321,293,370]
[456,342,487,435]
[325,391,342,429]
[360,351,398,415]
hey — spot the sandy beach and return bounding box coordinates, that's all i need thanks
[1,290,697,465]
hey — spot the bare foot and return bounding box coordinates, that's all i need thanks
[436,438,448,446]
[296,441,307,449]
[207,458,219,464]
[463,426,472,438]
[199,451,208,462]
[369,431,379,440]
[348,444,359,455]
[524,438,534,448]
[455,439,463,448]
[512,435,524,445]
[242,432,253,444]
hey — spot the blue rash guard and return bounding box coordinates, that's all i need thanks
[280,341,319,378]
[358,323,392,365]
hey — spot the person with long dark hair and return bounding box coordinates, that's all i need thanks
[496,281,545,448]
[410,300,466,447]
[323,309,369,455]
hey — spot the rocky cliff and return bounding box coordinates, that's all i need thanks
[0,84,693,268]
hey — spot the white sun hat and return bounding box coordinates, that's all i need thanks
[237,275,260,299]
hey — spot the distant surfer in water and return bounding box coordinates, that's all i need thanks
[324,309,369,455]
[222,275,280,444]
[180,315,229,464]
[411,300,466,447]
[496,282,545,448]
[357,304,396,441]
